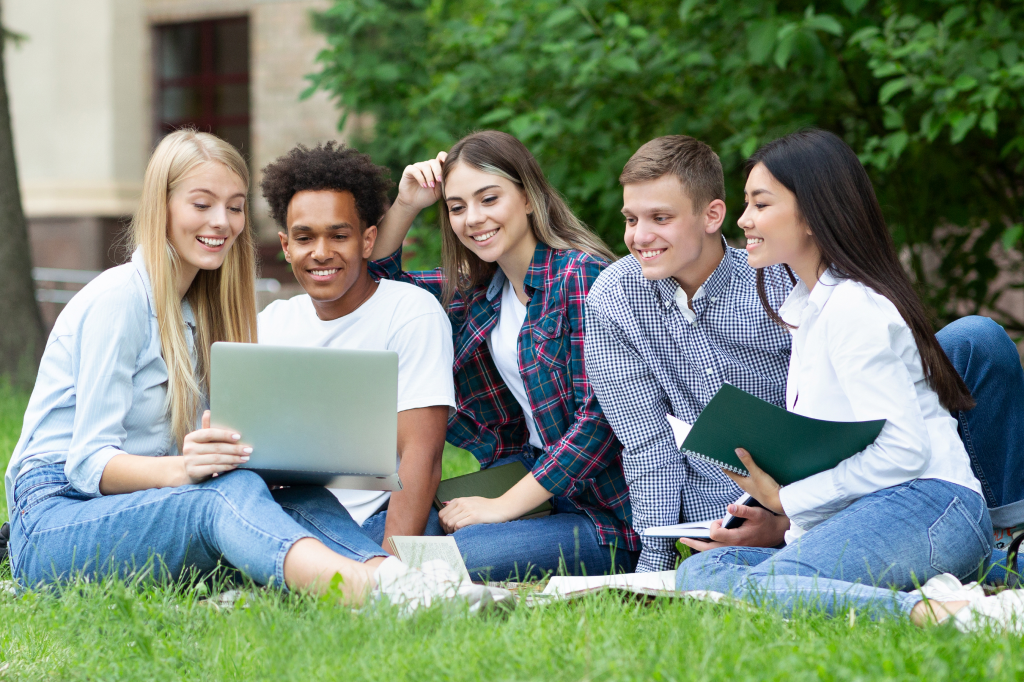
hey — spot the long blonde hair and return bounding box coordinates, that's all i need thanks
[439,131,615,307]
[131,130,258,448]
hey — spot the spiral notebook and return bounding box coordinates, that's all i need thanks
[671,384,885,486]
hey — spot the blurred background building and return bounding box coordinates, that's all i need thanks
[3,0,345,322]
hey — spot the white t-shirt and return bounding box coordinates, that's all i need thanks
[258,279,456,524]
[486,279,543,449]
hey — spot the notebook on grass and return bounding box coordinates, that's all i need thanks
[433,461,552,519]
[672,384,885,486]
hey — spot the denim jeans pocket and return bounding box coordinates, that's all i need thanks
[928,496,990,578]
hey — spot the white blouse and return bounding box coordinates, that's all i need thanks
[777,270,982,535]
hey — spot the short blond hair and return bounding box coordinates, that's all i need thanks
[620,135,725,214]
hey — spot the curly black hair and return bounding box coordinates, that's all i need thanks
[259,142,394,230]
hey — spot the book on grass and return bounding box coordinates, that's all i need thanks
[433,461,552,519]
[386,536,472,583]
[668,383,886,487]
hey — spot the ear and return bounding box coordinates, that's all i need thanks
[362,224,378,260]
[704,199,727,235]
[277,231,291,263]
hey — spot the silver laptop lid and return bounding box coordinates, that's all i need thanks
[210,342,401,491]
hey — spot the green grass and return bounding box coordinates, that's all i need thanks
[1,382,1023,680]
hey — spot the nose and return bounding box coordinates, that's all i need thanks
[631,219,657,247]
[311,236,331,261]
[737,202,755,230]
[464,201,485,228]
[208,205,230,231]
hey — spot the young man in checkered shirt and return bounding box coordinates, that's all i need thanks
[585,135,1024,573]
[583,136,794,572]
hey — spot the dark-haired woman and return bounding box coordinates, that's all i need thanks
[676,129,1024,630]
[367,131,640,581]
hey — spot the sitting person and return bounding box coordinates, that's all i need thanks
[368,130,639,581]
[4,130,459,606]
[675,129,1021,629]
[257,142,456,550]
[585,134,1024,574]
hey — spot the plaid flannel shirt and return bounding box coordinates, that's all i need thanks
[370,243,639,552]
[584,248,794,571]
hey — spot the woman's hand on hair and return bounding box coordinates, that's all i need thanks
[394,151,447,214]
[176,410,252,485]
[722,448,785,514]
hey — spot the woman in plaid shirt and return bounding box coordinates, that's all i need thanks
[368,131,640,580]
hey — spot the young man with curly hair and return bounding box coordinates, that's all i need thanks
[258,143,456,551]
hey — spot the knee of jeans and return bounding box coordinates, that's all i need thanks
[942,316,1015,364]
[206,469,271,501]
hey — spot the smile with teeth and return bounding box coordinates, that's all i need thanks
[309,269,339,277]
[638,248,665,259]
[471,229,499,242]
[197,236,226,246]
[746,237,764,246]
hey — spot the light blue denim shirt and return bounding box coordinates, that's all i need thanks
[5,249,198,517]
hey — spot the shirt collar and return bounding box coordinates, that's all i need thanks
[486,241,552,302]
[131,248,196,329]
[650,237,733,308]
[779,268,840,327]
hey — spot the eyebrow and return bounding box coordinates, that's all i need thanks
[444,184,500,203]
[747,189,774,198]
[189,188,247,201]
[289,223,356,232]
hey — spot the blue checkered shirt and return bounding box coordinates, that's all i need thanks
[584,247,794,571]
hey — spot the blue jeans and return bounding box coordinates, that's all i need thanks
[9,463,387,589]
[937,316,1024,581]
[677,479,992,619]
[367,454,639,581]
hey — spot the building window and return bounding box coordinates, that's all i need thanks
[154,17,250,154]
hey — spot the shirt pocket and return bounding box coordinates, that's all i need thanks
[531,311,569,370]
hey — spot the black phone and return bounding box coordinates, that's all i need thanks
[721,493,766,529]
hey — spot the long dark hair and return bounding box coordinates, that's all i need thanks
[749,129,974,412]
[438,131,615,307]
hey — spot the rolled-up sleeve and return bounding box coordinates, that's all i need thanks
[66,289,148,496]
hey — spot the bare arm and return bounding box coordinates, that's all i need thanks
[381,405,449,550]
[437,472,554,533]
[369,152,448,261]
[98,411,251,495]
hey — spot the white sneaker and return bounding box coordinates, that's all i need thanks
[372,557,509,616]
[910,573,985,603]
[911,573,1024,634]
[953,589,1024,634]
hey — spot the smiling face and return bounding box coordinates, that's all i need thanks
[279,189,378,319]
[737,163,821,283]
[166,161,247,293]
[622,174,726,291]
[443,161,536,265]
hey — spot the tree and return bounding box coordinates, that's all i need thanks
[309,0,1024,329]
[0,9,44,387]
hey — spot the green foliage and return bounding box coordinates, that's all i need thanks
[310,0,1024,329]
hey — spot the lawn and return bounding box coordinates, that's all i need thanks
[0,381,1022,681]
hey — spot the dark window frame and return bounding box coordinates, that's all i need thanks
[153,16,251,151]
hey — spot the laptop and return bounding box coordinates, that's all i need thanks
[209,342,402,491]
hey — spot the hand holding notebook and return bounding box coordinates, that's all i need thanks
[670,383,885,502]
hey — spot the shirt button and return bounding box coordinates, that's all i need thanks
[545,324,554,333]
[711,296,718,303]
[705,367,714,375]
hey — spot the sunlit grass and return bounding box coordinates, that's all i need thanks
[1,380,1022,680]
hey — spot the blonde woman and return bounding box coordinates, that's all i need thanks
[369,130,639,581]
[5,130,463,605]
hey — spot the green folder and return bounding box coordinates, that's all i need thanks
[433,461,553,519]
[681,384,886,486]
